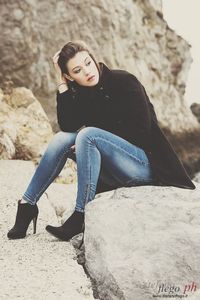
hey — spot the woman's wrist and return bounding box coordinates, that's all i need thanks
[58,82,67,87]
[57,82,69,93]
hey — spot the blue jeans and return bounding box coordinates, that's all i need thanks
[23,127,155,212]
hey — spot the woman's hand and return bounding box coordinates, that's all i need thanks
[70,145,76,153]
[52,50,68,92]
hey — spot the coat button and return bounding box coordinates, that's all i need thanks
[100,86,103,90]
[105,95,110,100]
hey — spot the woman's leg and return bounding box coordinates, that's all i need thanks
[74,127,155,212]
[22,131,77,205]
[7,131,78,240]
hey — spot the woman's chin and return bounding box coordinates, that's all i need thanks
[88,77,99,87]
[82,80,98,87]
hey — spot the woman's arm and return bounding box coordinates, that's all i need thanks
[56,90,85,132]
[52,50,85,132]
[52,50,69,93]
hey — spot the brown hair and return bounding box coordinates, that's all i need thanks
[58,40,100,75]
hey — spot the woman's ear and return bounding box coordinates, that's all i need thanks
[63,73,74,82]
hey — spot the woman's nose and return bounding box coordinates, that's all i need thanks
[83,67,90,76]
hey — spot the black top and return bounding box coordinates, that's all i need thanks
[57,62,196,190]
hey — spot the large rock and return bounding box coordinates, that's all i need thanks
[0,87,77,182]
[0,159,95,300]
[0,87,53,161]
[84,183,200,300]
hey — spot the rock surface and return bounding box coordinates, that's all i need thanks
[0,160,95,300]
[84,183,200,300]
[1,159,200,300]
[193,172,200,183]
[191,102,200,123]
[0,87,77,182]
[0,0,199,133]
[0,87,53,161]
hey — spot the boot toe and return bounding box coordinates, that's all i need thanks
[45,225,68,241]
[7,228,26,239]
[45,225,81,241]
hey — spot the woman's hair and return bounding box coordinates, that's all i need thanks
[58,40,100,75]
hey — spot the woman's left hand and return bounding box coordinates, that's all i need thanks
[70,145,76,153]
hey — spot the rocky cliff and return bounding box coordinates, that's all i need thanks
[0,0,199,130]
[0,0,199,173]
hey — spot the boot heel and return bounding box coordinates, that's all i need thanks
[78,233,84,249]
[82,222,85,233]
[78,223,85,249]
[7,201,39,240]
[33,216,38,234]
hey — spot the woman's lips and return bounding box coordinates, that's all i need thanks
[87,75,95,81]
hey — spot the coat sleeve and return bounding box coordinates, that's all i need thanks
[121,74,154,151]
[56,90,85,132]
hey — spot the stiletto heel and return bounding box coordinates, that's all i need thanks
[33,215,38,234]
[78,222,85,249]
[7,200,39,239]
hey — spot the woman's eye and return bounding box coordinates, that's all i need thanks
[86,61,91,66]
[74,69,81,74]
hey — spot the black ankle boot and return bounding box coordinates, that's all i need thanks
[7,200,39,239]
[46,210,84,241]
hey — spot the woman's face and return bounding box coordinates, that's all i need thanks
[65,51,99,87]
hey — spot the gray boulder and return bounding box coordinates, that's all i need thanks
[84,184,200,300]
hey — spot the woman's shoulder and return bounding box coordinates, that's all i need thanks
[100,62,143,91]
[102,63,139,82]
[110,68,142,90]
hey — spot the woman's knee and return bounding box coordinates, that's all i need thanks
[48,131,77,150]
[75,127,99,144]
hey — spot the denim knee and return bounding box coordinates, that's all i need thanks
[53,131,77,144]
[75,127,98,145]
[49,131,77,151]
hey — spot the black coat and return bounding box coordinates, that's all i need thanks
[57,62,195,190]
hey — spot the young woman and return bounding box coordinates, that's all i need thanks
[7,41,195,241]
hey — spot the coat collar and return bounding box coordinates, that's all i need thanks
[97,62,113,89]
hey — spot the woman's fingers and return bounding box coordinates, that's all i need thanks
[51,49,67,84]
[52,50,61,64]
[70,145,76,153]
[52,50,63,77]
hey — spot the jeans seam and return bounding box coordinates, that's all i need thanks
[81,144,92,208]
[24,147,71,204]
[92,136,150,167]
[91,135,152,186]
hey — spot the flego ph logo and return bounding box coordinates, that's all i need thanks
[153,281,197,298]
